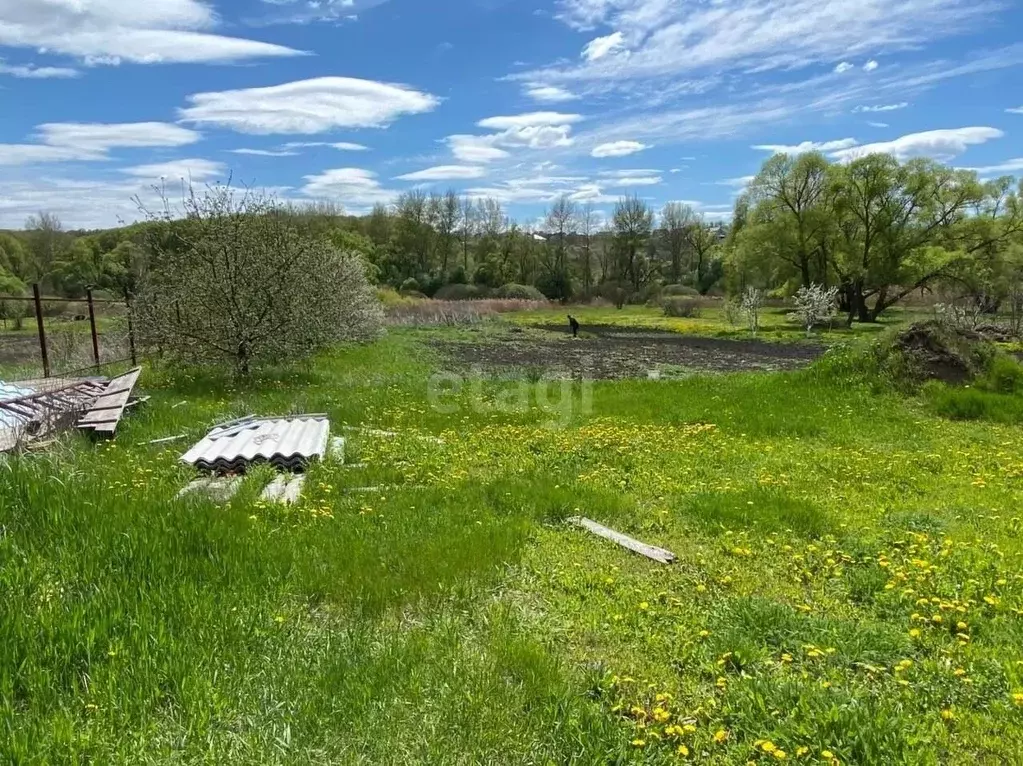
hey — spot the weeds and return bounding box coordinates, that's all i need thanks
[3,323,1023,763]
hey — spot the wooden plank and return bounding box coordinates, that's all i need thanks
[568,517,677,565]
[77,367,141,434]
[141,434,187,445]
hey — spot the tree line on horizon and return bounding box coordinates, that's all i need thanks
[2,149,1022,326]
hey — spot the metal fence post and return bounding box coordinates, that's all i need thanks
[86,287,101,369]
[125,295,138,366]
[32,283,50,378]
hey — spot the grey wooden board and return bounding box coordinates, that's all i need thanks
[568,517,676,564]
[282,475,305,505]
[78,367,142,434]
[261,474,289,502]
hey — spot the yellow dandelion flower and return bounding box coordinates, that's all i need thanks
[713,729,728,744]
[677,744,690,756]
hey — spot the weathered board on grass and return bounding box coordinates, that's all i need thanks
[568,516,677,564]
[77,367,142,436]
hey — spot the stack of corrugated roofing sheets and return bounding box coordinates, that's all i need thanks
[180,416,330,473]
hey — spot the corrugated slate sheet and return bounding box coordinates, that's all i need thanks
[180,416,330,473]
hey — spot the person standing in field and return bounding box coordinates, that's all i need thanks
[568,315,580,338]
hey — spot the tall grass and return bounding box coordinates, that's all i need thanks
[4,327,1023,762]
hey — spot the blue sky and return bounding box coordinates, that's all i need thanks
[1,0,1022,229]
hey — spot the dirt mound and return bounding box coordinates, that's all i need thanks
[892,321,994,384]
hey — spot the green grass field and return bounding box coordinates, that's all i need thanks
[3,309,1023,763]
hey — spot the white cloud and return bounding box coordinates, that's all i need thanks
[867,121,889,128]
[0,122,201,166]
[396,165,487,181]
[1007,106,1023,114]
[0,0,304,65]
[465,174,610,204]
[830,127,1003,162]
[716,175,755,188]
[256,0,388,24]
[863,59,879,71]
[530,0,995,87]
[36,123,200,152]
[120,158,225,181]
[608,175,662,186]
[446,135,511,163]
[834,61,854,73]
[445,112,584,164]
[582,31,626,62]
[477,112,583,130]
[853,102,908,112]
[963,158,1023,175]
[0,59,79,78]
[524,84,580,103]
[591,140,649,157]
[753,137,858,154]
[229,148,300,157]
[178,77,440,134]
[283,141,370,151]
[301,167,397,207]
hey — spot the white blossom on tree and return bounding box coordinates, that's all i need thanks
[789,283,839,337]
[133,186,383,375]
[740,286,764,337]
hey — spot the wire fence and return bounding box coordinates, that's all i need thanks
[0,284,137,381]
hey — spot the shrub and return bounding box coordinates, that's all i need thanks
[399,277,421,294]
[923,381,1023,423]
[134,186,383,375]
[722,298,742,327]
[977,354,1023,394]
[788,283,839,336]
[741,286,765,336]
[663,284,699,297]
[433,283,484,301]
[662,297,701,318]
[495,283,546,301]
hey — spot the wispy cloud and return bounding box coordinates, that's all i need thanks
[592,140,649,157]
[753,138,858,154]
[178,77,440,134]
[0,122,201,166]
[0,59,79,78]
[532,0,996,88]
[0,0,304,65]
[853,102,909,112]
[830,127,1003,162]
[395,165,487,181]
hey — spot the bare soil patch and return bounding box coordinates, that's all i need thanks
[431,324,822,379]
